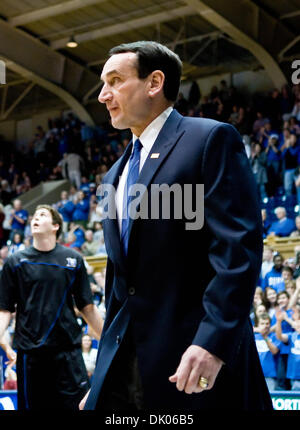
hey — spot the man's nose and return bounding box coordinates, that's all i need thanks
[98,84,111,104]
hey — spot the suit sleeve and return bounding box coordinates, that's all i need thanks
[192,123,263,366]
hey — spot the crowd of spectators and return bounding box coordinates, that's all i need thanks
[1,78,300,393]
[253,247,300,392]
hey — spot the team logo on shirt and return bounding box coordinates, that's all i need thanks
[291,337,300,355]
[66,257,77,268]
[255,339,269,353]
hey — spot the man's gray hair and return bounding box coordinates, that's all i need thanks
[274,206,286,215]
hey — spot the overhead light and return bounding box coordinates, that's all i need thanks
[67,36,78,48]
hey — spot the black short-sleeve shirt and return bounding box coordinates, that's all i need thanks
[0,244,93,351]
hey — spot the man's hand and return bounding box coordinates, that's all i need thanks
[79,389,90,410]
[169,345,223,394]
[276,310,285,322]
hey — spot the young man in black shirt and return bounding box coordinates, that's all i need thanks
[0,205,103,410]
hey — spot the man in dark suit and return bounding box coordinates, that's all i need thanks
[80,41,273,410]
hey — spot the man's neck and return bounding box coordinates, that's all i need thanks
[132,103,173,137]
[33,236,57,252]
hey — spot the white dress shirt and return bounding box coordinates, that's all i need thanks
[115,106,173,235]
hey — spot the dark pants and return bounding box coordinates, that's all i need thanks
[266,161,281,197]
[17,346,90,410]
[276,354,291,390]
[95,324,145,410]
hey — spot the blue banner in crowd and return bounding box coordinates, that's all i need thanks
[0,390,17,410]
[271,390,300,410]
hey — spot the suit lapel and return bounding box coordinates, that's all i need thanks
[126,109,185,250]
[102,110,185,269]
[101,141,132,272]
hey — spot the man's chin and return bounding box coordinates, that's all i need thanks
[110,117,127,130]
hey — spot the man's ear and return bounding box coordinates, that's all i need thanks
[148,70,165,98]
[53,223,59,234]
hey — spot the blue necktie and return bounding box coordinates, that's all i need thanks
[121,139,143,256]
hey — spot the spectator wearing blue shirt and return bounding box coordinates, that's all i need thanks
[269,266,295,295]
[79,180,96,201]
[255,313,280,392]
[268,207,295,237]
[263,254,285,292]
[73,223,85,248]
[273,291,295,390]
[261,209,271,240]
[54,190,75,234]
[9,199,28,240]
[80,177,91,196]
[265,134,282,197]
[276,313,300,391]
[81,123,95,155]
[258,121,277,148]
[65,223,86,250]
[72,191,90,228]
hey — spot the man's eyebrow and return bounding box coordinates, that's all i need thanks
[100,69,122,82]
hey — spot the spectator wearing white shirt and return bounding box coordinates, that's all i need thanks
[81,334,98,380]
[261,246,274,280]
[8,232,25,256]
[60,152,84,190]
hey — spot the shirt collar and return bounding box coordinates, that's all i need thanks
[132,106,173,153]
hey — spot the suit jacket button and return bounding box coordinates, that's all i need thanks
[116,335,121,344]
[128,287,135,295]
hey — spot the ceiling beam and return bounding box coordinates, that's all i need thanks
[87,31,221,67]
[0,19,98,124]
[3,78,28,87]
[1,82,35,120]
[3,58,98,125]
[188,37,215,63]
[183,0,287,88]
[50,5,195,50]
[278,35,300,61]
[8,0,107,27]
[279,54,300,63]
[280,10,300,20]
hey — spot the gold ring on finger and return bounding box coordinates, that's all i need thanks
[198,376,209,389]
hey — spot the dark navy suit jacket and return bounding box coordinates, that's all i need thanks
[84,109,272,410]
